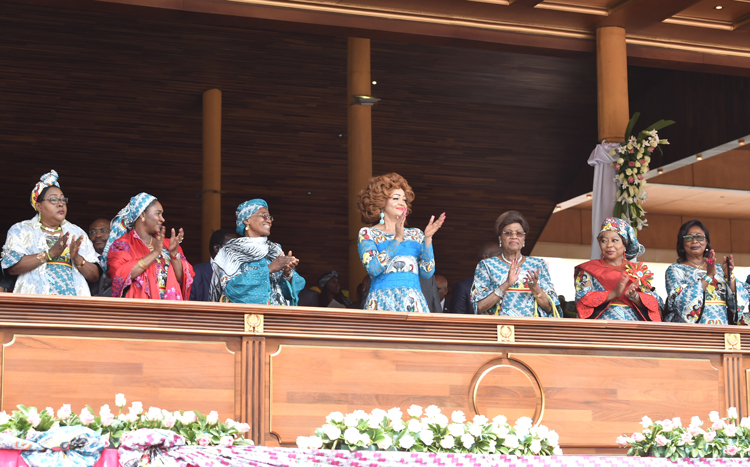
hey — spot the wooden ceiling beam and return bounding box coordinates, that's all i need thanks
[595,0,703,31]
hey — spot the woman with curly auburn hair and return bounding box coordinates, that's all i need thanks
[356,173,446,312]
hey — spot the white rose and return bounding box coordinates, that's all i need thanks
[322,424,341,440]
[469,424,482,437]
[130,402,143,415]
[492,415,507,425]
[344,414,359,427]
[296,436,310,449]
[473,415,488,425]
[343,427,360,445]
[368,411,386,429]
[0,412,10,425]
[387,408,402,421]
[377,435,393,450]
[399,434,415,449]
[515,425,529,439]
[546,430,560,446]
[741,417,750,428]
[440,435,454,449]
[419,429,434,446]
[326,412,344,423]
[115,394,126,407]
[408,419,422,433]
[515,417,533,429]
[358,432,371,446]
[308,436,324,449]
[434,414,450,428]
[146,406,163,421]
[407,405,423,418]
[352,410,367,419]
[392,419,405,432]
[672,417,682,428]
[451,411,466,423]
[709,411,720,422]
[448,423,464,437]
[531,425,549,438]
[641,416,653,428]
[530,440,542,454]
[489,440,497,453]
[425,405,441,418]
[504,435,519,449]
[491,423,509,438]
[421,419,432,432]
[460,433,474,449]
[553,446,563,455]
[728,407,738,419]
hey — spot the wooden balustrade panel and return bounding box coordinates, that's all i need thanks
[1,334,238,419]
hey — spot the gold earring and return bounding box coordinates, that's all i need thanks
[141,216,145,222]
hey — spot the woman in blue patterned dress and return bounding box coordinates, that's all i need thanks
[665,220,749,324]
[210,199,305,305]
[471,211,560,317]
[1,170,100,295]
[356,173,446,312]
[574,217,661,321]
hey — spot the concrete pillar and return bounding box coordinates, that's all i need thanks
[202,88,222,263]
[597,27,629,143]
[347,37,373,298]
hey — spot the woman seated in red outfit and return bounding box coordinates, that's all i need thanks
[102,192,194,300]
[574,217,662,321]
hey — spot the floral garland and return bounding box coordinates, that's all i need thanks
[296,405,561,456]
[609,112,674,231]
[617,408,750,460]
[0,394,253,448]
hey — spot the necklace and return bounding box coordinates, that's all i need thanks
[685,259,706,269]
[501,252,523,264]
[40,223,62,234]
[599,258,626,271]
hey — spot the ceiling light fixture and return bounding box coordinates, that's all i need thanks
[586,194,592,200]
[350,95,381,106]
[696,154,703,161]
[715,5,723,10]
[554,205,562,212]
[372,80,377,85]
[657,168,664,175]
[740,139,745,146]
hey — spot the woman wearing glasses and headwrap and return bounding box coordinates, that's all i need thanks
[1,170,100,295]
[574,217,661,321]
[102,193,194,300]
[210,199,305,305]
[664,220,749,324]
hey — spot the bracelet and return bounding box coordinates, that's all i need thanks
[138,258,148,269]
[46,251,53,261]
[36,251,47,264]
[535,291,544,299]
[702,274,712,284]
[76,258,87,269]
[170,253,179,260]
[493,287,504,299]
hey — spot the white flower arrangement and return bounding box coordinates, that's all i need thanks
[609,112,674,231]
[296,405,561,456]
[618,408,750,460]
[0,394,253,448]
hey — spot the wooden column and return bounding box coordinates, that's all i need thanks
[347,38,373,297]
[202,88,222,263]
[596,27,629,143]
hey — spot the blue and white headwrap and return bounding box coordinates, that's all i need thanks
[101,192,157,273]
[318,270,338,289]
[30,170,60,211]
[236,199,268,236]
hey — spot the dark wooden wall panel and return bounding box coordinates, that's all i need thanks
[2,2,748,292]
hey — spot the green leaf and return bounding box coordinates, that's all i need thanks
[624,112,640,141]
[643,119,675,133]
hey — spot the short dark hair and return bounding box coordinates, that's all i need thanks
[494,211,530,237]
[209,229,237,256]
[676,220,711,262]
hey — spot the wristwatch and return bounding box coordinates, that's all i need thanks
[493,287,504,299]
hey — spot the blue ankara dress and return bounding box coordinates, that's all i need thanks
[357,227,435,313]
[665,263,749,325]
[471,256,560,317]
[221,258,305,306]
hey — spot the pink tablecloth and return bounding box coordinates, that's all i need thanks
[0,448,119,467]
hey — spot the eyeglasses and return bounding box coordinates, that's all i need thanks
[502,230,526,237]
[683,234,706,243]
[256,213,274,222]
[88,228,110,236]
[41,197,68,205]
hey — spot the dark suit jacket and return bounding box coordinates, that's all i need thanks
[419,275,442,313]
[189,261,213,302]
[449,276,475,314]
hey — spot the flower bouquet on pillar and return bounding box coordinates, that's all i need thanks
[610,112,674,231]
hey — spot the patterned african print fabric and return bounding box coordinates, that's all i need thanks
[211,236,305,305]
[107,230,193,300]
[665,263,749,325]
[1,216,98,296]
[358,227,435,313]
[574,260,662,321]
[101,192,156,276]
[470,256,560,317]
